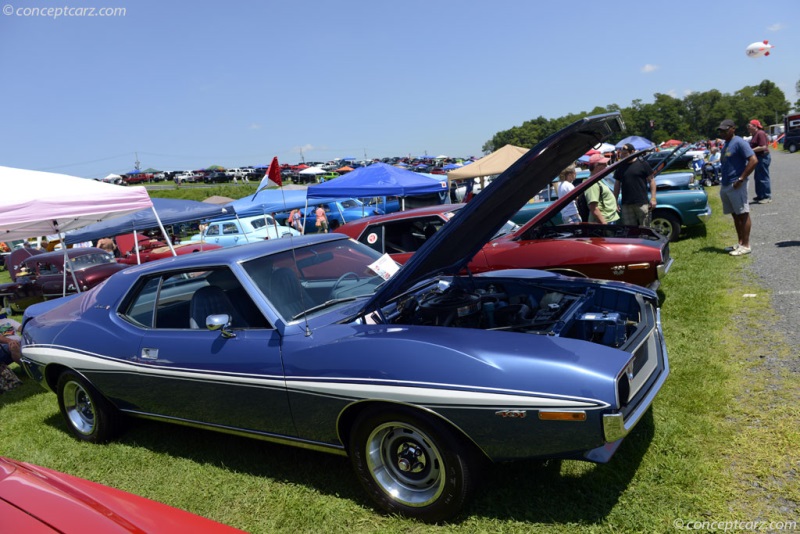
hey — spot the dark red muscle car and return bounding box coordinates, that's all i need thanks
[0,247,129,312]
[335,202,672,290]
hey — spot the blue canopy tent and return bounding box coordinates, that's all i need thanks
[64,198,234,262]
[615,136,655,150]
[306,163,447,209]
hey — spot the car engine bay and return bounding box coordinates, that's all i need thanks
[388,277,647,348]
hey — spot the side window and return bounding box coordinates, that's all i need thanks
[121,269,271,330]
[222,222,239,234]
[206,225,220,236]
[38,262,60,275]
[359,225,385,253]
[383,217,442,253]
[123,277,160,327]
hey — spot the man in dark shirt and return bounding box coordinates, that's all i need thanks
[718,119,758,256]
[613,143,657,226]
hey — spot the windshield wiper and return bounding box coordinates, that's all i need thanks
[292,297,359,320]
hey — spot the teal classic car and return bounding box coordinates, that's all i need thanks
[511,169,711,242]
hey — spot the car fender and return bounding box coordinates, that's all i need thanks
[281,322,628,460]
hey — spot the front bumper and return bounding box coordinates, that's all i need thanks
[603,308,670,443]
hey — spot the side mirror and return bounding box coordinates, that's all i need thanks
[206,313,235,338]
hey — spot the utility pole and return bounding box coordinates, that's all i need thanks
[134,152,141,171]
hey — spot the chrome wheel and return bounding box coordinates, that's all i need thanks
[651,211,680,242]
[62,379,96,436]
[349,407,479,522]
[365,421,445,507]
[57,371,121,443]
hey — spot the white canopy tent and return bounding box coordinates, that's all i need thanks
[299,167,326,175]
[0,166,160,295]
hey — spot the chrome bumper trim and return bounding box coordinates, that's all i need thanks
[603,309,670,442]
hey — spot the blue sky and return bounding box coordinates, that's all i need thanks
[1,0,797,178]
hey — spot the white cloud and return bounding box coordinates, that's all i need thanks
[248,123,262,130]
[295,144,315,154]
[767,23,784,32]
[641,64,659,73]
[666,89,678,98]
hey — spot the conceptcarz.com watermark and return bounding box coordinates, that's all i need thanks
[673,518,798,531]
[2,4,126,18]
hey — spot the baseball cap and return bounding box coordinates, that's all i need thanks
[749,119,762,129]
[589,153,609,165]
[717,119,736,130]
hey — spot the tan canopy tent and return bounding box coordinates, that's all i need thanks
[447,144,529,182]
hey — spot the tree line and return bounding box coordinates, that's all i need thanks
[482,79,793,153]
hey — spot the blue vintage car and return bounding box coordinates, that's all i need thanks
[19,114,669,522]
[188,214,300,247]
[276,198,383,231]
[512,170,711,242]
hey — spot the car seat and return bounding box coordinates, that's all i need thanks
[267,268,314,319]
[423,224,438,240]
[189,285,241,329]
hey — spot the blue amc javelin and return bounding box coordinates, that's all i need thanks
[20,113,669,523]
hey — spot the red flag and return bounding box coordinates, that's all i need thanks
[267,156,282,187]
[252,156,281,199]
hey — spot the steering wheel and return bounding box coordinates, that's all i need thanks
[330,272,360,298]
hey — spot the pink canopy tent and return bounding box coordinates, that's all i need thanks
[0,165,158,295]
[1,166,154,240]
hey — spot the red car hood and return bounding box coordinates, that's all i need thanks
[0,457,242,533]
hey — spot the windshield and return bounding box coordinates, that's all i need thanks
[242,239,388,320]
[250,215,276,230]
[339,199,362,209]
[493,220,520,238]
[69,252,116,270]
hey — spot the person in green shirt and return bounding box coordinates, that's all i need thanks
[584,154,620,224]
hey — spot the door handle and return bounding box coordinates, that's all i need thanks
[141,347,159,360]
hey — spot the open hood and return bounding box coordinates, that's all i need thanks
[362,113,625,312]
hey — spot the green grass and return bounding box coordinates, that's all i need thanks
[1,192,797,532]
[145,182,260,201]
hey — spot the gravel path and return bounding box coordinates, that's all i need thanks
[744,149,800,372]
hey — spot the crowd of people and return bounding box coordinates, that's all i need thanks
[554,117,772,258]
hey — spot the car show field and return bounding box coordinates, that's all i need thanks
[1,131,798,531]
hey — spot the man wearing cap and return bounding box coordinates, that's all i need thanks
[747,119,771,203]
[718,119,758,256]
[584,154,620,224]
[613,143,657,226]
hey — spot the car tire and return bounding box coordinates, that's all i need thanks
[57,371,121,443]
[349,406,480,523]
[650,211,681,242]
[788,143,798,153]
